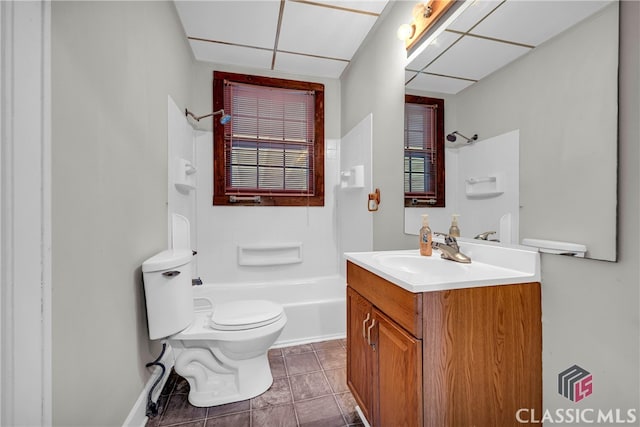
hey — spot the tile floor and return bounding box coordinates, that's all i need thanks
[147,339,363,427]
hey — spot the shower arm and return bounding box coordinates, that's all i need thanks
[185,108,226,122]
[447,131,479,144]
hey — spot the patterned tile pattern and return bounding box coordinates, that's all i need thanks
[147,339,363,427]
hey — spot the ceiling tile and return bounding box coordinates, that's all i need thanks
[406,31,461,72]
[315,0,389,14]
[426,35,530,81]
[447,0,502,33]
[175,1,281,49]
[278,0,378,59]
[189,39,273,69]
[274,52,348,79]
[406,71,474,94]
[470,0,612,46]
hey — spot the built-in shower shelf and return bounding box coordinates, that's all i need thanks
[237,242,303,266]
[465,173,504,198]
[175,158,196,192]
[340,164,365,189]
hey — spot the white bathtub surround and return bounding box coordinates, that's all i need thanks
[338,114,374,271]
[194,132,342,283]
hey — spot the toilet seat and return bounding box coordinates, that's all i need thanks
[210,300,284,331]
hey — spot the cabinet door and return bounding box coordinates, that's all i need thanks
[347,287,374,424]
[373,308,423,427]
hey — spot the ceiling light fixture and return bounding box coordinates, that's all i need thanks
[402,0,475,65]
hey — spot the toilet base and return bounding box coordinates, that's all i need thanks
[173,344,274,407]
[168,310,287,407]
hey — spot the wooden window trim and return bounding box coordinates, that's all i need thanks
[404,95,445,208]
[213,71,325,206]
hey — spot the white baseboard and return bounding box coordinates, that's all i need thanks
[355,406,371,427]
[123,343,175,427]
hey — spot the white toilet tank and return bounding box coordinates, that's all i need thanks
[142,249,194,340]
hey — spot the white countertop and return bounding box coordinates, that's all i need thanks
[345,239,540,293]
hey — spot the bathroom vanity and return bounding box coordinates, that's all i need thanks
[345,241,542,427]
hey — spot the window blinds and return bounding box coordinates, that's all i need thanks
[223,81,316,196]
[404,102,437,196]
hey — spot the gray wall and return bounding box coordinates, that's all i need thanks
[51,1,193,425]
[343,0,639,414]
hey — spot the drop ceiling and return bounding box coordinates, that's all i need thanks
[174,1,614,90]
[174,0,390,79]
[406,0,614,94]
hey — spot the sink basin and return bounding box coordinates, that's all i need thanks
[373,253,467,276]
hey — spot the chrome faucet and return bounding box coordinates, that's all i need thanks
[432,232,471,263]
[474,231,498,241]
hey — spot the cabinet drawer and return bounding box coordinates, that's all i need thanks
[347,261,422,338]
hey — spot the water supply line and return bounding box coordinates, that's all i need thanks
[145,342,167,418]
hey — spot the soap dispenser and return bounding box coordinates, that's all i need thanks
[419,214,432,256]
[449,214,461,238]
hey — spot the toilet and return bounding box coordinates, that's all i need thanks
[141,248,287,407]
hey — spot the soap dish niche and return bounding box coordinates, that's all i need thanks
[340,165,365,189]
[175,158,196,192]
[465,173,504,198]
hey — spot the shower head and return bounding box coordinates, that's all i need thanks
[185,108,231,125]
[446,131,478,144]
[219,114,232,125]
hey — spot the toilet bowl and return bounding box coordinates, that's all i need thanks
[142,249,287,407]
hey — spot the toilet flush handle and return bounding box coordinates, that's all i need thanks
[162,270,181,277]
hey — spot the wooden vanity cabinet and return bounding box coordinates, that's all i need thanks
[347,287,423,427]
[346,261,542,427]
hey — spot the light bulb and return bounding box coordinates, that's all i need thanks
[397,23,415,41]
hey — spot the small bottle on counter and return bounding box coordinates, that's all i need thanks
[449,214,461,238]
[419,214,432,256]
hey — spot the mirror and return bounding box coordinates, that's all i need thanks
[403,0,619,261]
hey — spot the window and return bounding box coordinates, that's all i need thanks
[213,71,325,206]
[404,95,445,207]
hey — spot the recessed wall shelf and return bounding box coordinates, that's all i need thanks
[465,173,504,198]
[340,165,365,189]
[175,158,197,192]
[237,242,303,266]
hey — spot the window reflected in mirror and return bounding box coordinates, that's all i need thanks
[404,95,444,207]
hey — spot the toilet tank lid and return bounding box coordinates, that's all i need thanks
[142,249,192,273]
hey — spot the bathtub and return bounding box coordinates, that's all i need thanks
[192,275,347,347]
